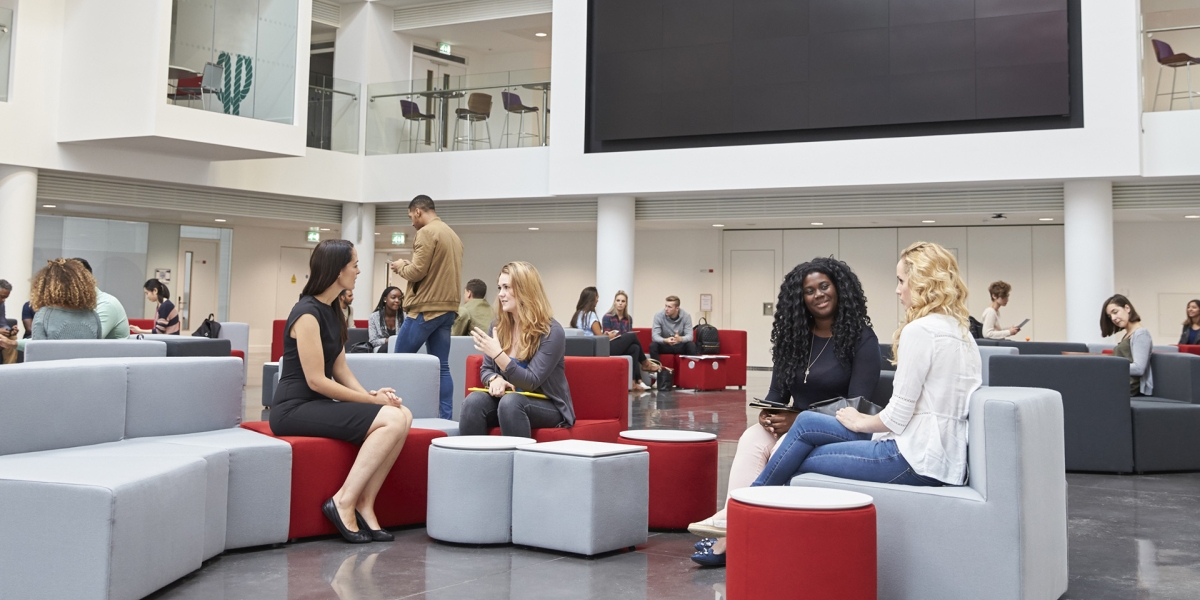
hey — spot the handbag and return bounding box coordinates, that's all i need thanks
[805,396,884,417]
[655,365,675,391]
[191,314,221,339]
[346,341,374,354]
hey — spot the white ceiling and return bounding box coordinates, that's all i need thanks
[403,13,551,55]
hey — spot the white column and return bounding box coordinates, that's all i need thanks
[0,166,38,315]
[1064,180,1114,344]
[342,202,376,318]
[596,195,635,313]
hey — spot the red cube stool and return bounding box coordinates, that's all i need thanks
[727,487,876,600]
[618,429,718,529]
[675,355,729,391]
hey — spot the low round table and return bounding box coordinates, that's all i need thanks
[618,429,718,529]
[726,487,876,600]
[426,435,536,544]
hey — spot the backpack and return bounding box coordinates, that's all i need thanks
[968,316,984,340]
[192,314,222,339]
[694,318,721,354]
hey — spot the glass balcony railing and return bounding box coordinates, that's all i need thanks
[308,74,360,154]
[365,68,550,155]
[167,0,300,124]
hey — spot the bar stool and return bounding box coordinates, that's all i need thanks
[500,90,540,147]
[1152,39,1200,111]
[399,99,435,154]
[453,93,493,150]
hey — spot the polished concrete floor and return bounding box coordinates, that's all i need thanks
[150,372,1200,599]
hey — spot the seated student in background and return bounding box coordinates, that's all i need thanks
[271,239,413,544]
[130,279,179,335]
[1180,299,1200,345]
[367,286,404,352]
[452,278,495,337]
[573,287,652,391]
[981,280,1020,339]
[602,290,658,391]
[690,257,880,566]
[1102,294,1153,396]
[14,259,104,350]
[0,280,16,363]
[650,295,696,360]
[461,261,574,438]
[71,258,129,340]
[338,289,355,324]
[22,301,33,339]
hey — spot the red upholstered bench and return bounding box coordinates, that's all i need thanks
[272,319,287,362]
[241,421,446,540]
[129,318,155,332]
[464,355,628,443]
[633,328,748,388]
[1179,345,1200,357]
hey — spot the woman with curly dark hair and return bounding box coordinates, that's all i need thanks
[690,257,880,567]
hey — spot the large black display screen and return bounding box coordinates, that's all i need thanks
[587,0,1080,153]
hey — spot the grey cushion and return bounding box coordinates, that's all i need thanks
[990,355,1134,473]
[262,362,280,407]
[408,336,482,420]
[564,336,610,357]
[978,346,1018,386]
[345,353,441,419]
[124,357,243,438]
[0,360,127,456]
[344,327,369,352]
[792,386,1068,600]
[1129,400,1200,472]
[217,322,250,381]
[23,339,167,362]
[879,343,895,371]
[140,335,232,357]
[869,370,893,407]
[995,340,1089,355]
[427,445,519,543]
[152,428,292,549]
[0,453,208,600]
[412,418,460,436]
[1146,352,1200,404]
[512,450,649,556]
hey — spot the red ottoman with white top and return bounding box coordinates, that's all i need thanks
[675,355,729,391]
[618,429,718,529]
[726,487,876,600]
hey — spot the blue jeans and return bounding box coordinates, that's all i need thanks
[393,311,456,420]
[752,412,944,487]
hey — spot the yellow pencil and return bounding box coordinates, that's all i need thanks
[468,387,548,399]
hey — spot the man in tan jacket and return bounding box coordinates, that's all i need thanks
[390,195,463,419]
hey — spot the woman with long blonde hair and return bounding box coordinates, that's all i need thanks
[743,242,981,491]
[462,261,575,437]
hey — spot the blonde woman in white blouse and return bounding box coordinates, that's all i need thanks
[749,241,982,488]
[980,281,1020,339]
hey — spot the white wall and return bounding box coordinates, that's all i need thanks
[459,230,596,325]
[1114,221,1200,345]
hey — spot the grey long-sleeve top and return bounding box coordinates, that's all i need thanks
[480,319,575,426]
[367,310,403,350]
[651,310,693,343]
[17,307,102,351]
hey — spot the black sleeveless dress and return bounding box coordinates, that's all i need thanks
[269,295,382,444]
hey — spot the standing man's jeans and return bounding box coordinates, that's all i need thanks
[393,312,456,419]
[649,340,696,361]
[751,412,944,487]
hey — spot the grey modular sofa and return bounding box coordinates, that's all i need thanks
[990,353,1200,473]
[24,339,168,361]
[995,340,1088,355]
[1087,342,1179,354]
[880,343,1017,384]
[139,334,233,357]
[0,356,291,600]
[793,386,1068,600]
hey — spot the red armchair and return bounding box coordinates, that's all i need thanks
[464,354,628,442]
[633,327,747,388]
[241,421,446,540]
[129,318,155,332]
[272,319,287,362]
[1179,345,1200,357]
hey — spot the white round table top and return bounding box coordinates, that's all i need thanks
[619,429,717,442]
[730,486,874,510]
[517,439,644,457]
[432,435,537,451]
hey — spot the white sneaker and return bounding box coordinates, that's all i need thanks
[687,517,727,538]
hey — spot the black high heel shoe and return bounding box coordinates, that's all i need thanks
[356,511,394,542]
[322,498,370,544]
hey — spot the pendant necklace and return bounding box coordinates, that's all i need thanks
[805,333,833,384]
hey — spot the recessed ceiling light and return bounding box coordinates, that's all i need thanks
[535,32,547,37]
[214,218,226,222]
[528,227,540,230]
[922,220,936,223]
[375,232,380,235]
[811,222,823,226]
[712,224,724,227]
[1039,217,1054,221]
[42,204,56,208]
[320,228,330,231]
[1187,215,1200,219]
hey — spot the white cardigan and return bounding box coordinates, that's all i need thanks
[980,306,1011,339]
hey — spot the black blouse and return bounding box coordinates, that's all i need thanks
[274,295,344,403]
[763,327,881,409]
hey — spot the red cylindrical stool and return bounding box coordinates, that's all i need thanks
[618,430,718,529]
[726,487,876,600]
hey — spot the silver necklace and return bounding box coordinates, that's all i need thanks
[805,334,833,384]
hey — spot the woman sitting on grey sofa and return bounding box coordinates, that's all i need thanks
[367,286,404,352]
[6,259,103,353]
[1102,294,1153,396]
[1179,299,1200,346]
[461,261,575,438]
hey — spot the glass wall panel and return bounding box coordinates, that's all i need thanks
[34,216,149,315]
[1143,1,1200,112]
[308,74,360,154]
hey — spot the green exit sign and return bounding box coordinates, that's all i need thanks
[307,231,320,243]
[392,232,406,245]
[438,43,451,55]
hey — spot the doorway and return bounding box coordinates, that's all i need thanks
[724,231,784,368]
[276,247,314,319]
[178,239,219,333]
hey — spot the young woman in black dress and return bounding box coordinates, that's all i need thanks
[270,239,413,544]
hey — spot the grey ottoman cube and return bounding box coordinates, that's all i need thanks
[427,436,536,544]
[512,440,649,556]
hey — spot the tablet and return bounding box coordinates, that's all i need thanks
[1017,318,1030,329]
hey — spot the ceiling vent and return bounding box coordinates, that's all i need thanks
[393,0,551,31]
[377,198,596,226]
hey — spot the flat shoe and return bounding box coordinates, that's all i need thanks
[691,545,726,568]
[694,537,717,551]
[356,511,394,542]
[687,517,727,538]
[322,498,370,544]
